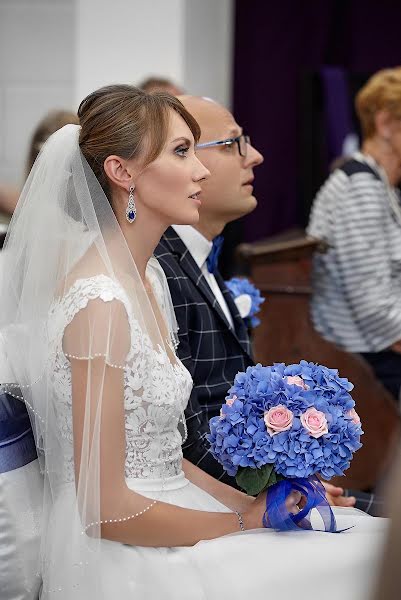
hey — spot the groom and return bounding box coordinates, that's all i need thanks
[155,96,260,483]
[155,96,358,509]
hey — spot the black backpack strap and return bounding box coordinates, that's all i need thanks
[338,158,381,181]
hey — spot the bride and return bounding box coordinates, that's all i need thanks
[0,85,387,599]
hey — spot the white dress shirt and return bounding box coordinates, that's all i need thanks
[172,225,234,328]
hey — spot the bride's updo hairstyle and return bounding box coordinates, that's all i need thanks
[78,84,201,200]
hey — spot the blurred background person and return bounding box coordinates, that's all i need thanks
[24,109,79,178]
[307,67,401,403]
[137,76,184,95]
[0,109,79,232]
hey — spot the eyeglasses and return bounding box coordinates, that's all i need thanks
[195,134,250,157]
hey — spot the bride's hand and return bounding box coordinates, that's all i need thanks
[243,489,303,530]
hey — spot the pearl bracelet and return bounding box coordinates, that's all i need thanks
[234,510,245,532]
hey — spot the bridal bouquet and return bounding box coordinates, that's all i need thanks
[208,361,363,532]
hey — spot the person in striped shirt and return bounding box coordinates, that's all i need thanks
[308,67,401,403]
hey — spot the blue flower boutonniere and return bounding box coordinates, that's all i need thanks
[225,277,265,327]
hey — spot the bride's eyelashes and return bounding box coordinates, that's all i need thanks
[174,145,190,158]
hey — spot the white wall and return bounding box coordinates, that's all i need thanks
[184,0,234,108]
[76,0,185,103]
[76,0,234,107]
[0,0,75,185]
[1,0,234,186]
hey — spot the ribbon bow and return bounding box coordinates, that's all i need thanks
[263,477,351,533]
[206,235,224,274]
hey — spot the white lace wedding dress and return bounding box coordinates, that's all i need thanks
[44,274,388,600]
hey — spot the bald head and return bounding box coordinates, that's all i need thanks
[172,95,263,240]
[178,95,241,142]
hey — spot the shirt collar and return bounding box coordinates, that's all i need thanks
[171,225,212,269]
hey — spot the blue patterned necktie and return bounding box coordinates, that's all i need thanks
[206,235,224,274]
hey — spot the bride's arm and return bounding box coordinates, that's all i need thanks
[71,355,264,548]
[182,458,254,512]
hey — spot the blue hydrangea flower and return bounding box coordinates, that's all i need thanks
[207,362,362,483]
[225,277,265,327]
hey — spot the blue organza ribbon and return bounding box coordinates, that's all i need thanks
[0,390,37,473]
[263,477,346,533]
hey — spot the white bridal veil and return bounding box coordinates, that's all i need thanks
[0,124,184,597]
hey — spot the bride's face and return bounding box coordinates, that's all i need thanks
[133,111,210,226]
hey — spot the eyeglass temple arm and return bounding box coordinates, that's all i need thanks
[195,140,231,149]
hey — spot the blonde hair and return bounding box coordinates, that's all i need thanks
[355,67,401,139]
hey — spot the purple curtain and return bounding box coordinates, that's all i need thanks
[321,66,355,165]
[233,0,401,242]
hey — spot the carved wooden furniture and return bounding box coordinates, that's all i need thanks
[238,235,400,489]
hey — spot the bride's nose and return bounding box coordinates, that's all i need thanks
[193,156,211,182]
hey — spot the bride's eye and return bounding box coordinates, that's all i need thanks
[175,145,189,157]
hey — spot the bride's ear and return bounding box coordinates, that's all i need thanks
[103,155,134,191]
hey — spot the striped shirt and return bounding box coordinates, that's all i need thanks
[307,154,401,353]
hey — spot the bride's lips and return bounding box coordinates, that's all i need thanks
[188,189,202,205]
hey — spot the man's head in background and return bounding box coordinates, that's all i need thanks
[138,76,184,96]
[178,96,264,240]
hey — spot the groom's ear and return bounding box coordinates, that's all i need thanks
[103,155,135,191]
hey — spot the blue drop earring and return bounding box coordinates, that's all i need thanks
[126,185,137,223]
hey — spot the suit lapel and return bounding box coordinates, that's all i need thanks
[160,228,252,358]
[215,271,252,357]
[179,248,233,331]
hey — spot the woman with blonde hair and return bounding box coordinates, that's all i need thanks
[308,67,401,401]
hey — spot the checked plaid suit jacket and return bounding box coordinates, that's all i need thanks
[155,227,254,485]
[155,228,382,513]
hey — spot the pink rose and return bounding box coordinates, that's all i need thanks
[220,395,237,417]
[226,395,237,407]
[300,407,328,438]
[286,375,309,391]
[346,408,361,425]
[264,405,294,436]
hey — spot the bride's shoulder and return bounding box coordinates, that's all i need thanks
[56,246,128,309]
[63,274,126,304]
[50,271,133,362]
[53,252,130,328]
[55,275,131,336]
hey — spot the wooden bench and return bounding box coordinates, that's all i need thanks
[238,234,400,490]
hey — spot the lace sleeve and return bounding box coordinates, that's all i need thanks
[59,275,132,369]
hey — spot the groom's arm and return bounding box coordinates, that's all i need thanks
[183,392,236,486]
[176,325,238,487]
